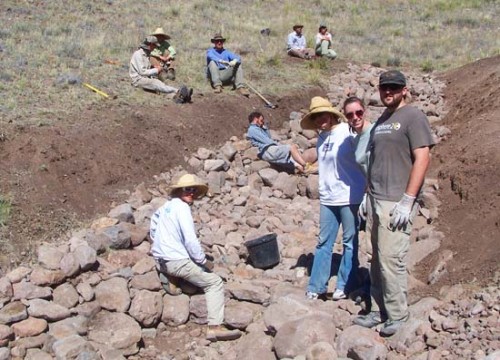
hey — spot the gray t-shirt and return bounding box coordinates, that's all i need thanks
[368,105,435,201]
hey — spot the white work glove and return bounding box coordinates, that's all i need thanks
[389,193,416,230]
[229,59,238,67]
[358,193,368,221]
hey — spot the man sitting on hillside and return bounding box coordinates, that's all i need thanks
[246,111,317,174]
[129,36,192,103]
[315,24,337,59]
[149,27,177,82]
[287,24,315,60]
[150,174,242,342]
[206,33,250,96]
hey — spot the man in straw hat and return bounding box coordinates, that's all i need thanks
[287,24,315,59]
[300,97,366,302]
[149,27,177,81]
[353,70,435,336]
[150,174,242,342]
[129,36,192,104]
[206,33,250,96]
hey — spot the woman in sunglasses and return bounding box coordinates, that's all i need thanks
[301,97,366,301]
[343,97,374,177]
[150,174,241,342]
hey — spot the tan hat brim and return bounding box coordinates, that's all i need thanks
[169,183,208,199]
[300,107,346,130]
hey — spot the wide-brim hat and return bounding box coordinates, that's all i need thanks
[300,96,346,130]
[211,33,226,43]
[169,174,208,199]
[293,24,304,31]
[151,27,171,40]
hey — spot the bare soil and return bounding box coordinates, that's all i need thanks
[1,56,499,292]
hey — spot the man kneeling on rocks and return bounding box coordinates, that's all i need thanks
[150,174,242,342]
[246,111,317,174]
[129,36,192,104]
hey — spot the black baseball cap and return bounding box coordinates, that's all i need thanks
[379,70,406,86]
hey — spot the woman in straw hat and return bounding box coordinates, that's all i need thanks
[301,97,366,301]
[150,174,241,342]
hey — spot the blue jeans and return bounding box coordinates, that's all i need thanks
[307,204,360,294]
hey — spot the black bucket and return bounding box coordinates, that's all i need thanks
[244,233,280,269]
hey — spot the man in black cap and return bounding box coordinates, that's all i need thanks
[354,70,435,336]
[206,33,249,96]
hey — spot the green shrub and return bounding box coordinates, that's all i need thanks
[0,197,11,227]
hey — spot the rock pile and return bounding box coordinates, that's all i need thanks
[0,65,497,360]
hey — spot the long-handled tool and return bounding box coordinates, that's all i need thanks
[246,82,278,109]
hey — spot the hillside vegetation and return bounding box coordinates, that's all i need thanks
[0,0,498,126]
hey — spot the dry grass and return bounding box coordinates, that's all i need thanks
[0,0,498,125]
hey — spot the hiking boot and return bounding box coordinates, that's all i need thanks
[206,325,242,342]
[214,85,222,94]
[173,85,189,104]
[332,289,347,301]
[304,162,319,175]
[237,87,250,97]
[353,311,385,328]
[379,314,409,337]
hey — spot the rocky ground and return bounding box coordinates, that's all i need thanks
[0,59,498,359]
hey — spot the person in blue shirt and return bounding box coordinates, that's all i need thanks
[246,111,316,174]
[206,33,249,96]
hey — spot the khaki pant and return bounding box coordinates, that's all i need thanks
[207,61,244,89]
[132,77,177,95]
[287,48,315,59]
[162,259,225,325]
[368,195,414,321]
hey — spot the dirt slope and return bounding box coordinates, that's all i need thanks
[0,87,324,267]
[422,55,500,288]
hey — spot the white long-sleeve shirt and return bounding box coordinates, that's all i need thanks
[150,198,206,264]
[129,48,159,84]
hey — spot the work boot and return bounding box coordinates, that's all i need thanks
[214,85,222,94]
[173,85,190,104]
[166,68,176,81]
[206,325,242,342]
[379,314,409,337]
[353,311,385,328]
[237,87,250,97]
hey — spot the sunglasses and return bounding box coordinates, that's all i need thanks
[182,187,197,193]
[379,84,404,91]
[345,109,364,120]
[214,40,224,43]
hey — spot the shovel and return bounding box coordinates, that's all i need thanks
[246,82,278,109]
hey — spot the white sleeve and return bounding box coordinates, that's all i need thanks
[177,203,206,264]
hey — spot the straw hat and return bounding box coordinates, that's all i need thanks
[151,27,171,40]
[300,96,346,130]
[169,174,208,199]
